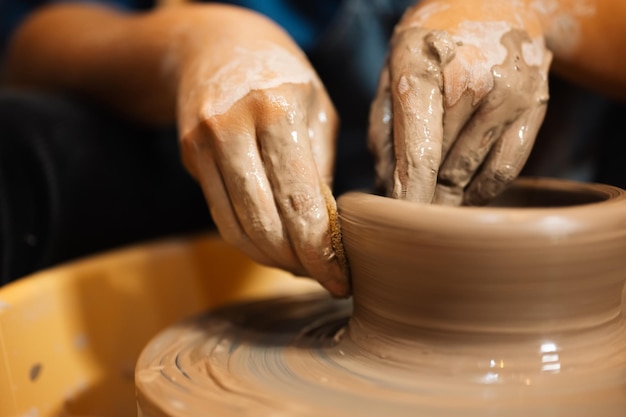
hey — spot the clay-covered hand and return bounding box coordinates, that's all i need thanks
[178,40,349,297]
[369,0,552,205]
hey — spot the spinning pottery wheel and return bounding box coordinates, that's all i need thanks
[136,178,626,417]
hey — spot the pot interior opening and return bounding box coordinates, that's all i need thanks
[487,182,609,208]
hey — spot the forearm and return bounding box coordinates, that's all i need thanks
[4,3,303,125]
[524,0,626,99]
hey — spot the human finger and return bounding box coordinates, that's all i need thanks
[439,90,527,189]
[432,91,477,205]
[208,125,305,275]
[258,104,349,297]
[463,102,548,205]
[182,136,277,267]
[307,87,339,187]
[432,183,464,205]
[389,32,445,202]
[440,92,476,161]
[367,64,394,196]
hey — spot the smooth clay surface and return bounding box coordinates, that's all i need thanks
[136,178,626,417]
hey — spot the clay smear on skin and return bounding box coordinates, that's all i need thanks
[442,21,546,107]
[437,30,550,196]
[199,43,318,117]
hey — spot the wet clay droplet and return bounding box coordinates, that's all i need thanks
[136,178,626,416]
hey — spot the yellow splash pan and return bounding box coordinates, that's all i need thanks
[0,234,318,417]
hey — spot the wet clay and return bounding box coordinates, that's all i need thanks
[136,178,626,416]
[182,42,319,118]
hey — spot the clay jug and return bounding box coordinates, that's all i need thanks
[338,177,626,415]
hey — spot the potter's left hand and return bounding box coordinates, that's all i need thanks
[369,0,552,205]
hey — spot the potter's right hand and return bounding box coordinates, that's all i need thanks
[177,36,349,297]
[369,0,551,206]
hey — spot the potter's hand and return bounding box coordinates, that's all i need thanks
[369,1,551,205]
[178,44,349,297]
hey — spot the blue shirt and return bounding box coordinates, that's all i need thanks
[0,0,339,54]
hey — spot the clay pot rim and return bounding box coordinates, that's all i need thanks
[338,177,626,237]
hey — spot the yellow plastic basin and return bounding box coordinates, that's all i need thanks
[0,234,318,417]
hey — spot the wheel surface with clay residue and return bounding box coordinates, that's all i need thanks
[136,178,626,417]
